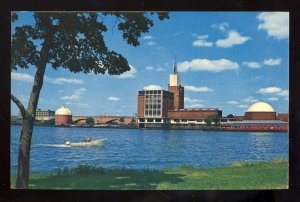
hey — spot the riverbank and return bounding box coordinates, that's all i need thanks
[11,159,288,190]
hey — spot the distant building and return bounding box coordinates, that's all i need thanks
[137,59,222,128]
[55,106,72,125]
[244,102,276,120]
[168,61,184,110]
[168,108,222,125]
[221,102,288,131]
[137,88,174,128]
[35,109,55,121]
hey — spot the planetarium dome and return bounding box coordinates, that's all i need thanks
[247,102,275,112]
[55,106,72,115]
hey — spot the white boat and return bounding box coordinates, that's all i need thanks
[65,138,107,147]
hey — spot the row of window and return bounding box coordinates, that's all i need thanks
[145,90,162,95]
[145,110,161,117]
[36,111,55,117]
[138,118,166,122]
[145,104,161,109]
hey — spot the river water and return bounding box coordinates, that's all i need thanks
[10,126,288,175]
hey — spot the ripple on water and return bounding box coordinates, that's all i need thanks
[10,126,288,172]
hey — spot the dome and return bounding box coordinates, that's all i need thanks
[247,102,275,112]
[55,106,72,115]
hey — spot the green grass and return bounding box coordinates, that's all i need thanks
[11,159,288,190]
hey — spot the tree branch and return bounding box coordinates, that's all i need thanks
[11,94,26,118]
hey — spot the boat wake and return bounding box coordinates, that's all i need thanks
[33,144,70,148]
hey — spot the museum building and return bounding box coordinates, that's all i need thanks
[137,60,288,131]
[137,61,222,128]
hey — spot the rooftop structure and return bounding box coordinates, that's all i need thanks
[55,106,72,115]
[247,102,275,112]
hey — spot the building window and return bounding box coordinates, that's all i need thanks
[147,118,154,122]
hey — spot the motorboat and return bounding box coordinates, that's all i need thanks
[65,138,107,147]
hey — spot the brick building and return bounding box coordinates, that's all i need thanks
[137,60,222,128]
[55,106,73,125]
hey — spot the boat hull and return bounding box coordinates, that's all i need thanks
[67,139,106,147]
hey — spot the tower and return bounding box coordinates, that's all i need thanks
[168,57,184,110]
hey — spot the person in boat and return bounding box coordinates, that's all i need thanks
[83,137,92,142]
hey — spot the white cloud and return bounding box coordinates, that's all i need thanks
[77,103,91,108]
[211,22,229,32]
[216,30,251,48]
[143,35,153,40]
[192,34,213,47]
[45,76,84,85]
[60,88,86,101]
[146,41,156,46]
[11,72,34,83]
[256,87,288,98]
[278,90,289,97]
[267,97,279,101]
[263,58,282,66]
[178,58,239,73]
[227,101,239,105]
[143,85,162,90]
[186,104,205,108]
[146,66,154,70]
[184,97,204,103]
[108,96,120,101]
[75,88,86,94]
[238,105,248,109]
[243,96,259,103]
[243,61,261,69]
[60,94,80,101]
[184,85,214,92]
[257,12,289,39]
[256,87,282,94]
[193,39,213,47]
[116,65,137,79]
[156,67,164,72]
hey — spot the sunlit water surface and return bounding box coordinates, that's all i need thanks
[10,126,288,175]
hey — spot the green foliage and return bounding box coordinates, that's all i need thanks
[227,114,235,118]
[11,11,169,189]
[11,160,288,190]
[204,118,212,126]
[119,117,125,123]
[86,117,94,125]
[11,12,169,75]
[205,115,220,126]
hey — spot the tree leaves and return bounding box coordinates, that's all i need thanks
[11,11,169,75]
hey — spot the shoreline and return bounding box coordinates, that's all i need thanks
[11,124,288,132]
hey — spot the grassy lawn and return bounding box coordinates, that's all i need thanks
[11,159,288,190]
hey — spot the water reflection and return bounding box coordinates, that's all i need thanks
[10,126,288,174]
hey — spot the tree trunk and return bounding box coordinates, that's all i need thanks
[15,117,34,188]
[15,34,51,188]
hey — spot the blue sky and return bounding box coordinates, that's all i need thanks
[11,12,289,116]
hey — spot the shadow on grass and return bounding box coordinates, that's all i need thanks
[28,165,186,190]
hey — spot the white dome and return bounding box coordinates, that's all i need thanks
[55,106,72,115]
[247,102,275,112]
